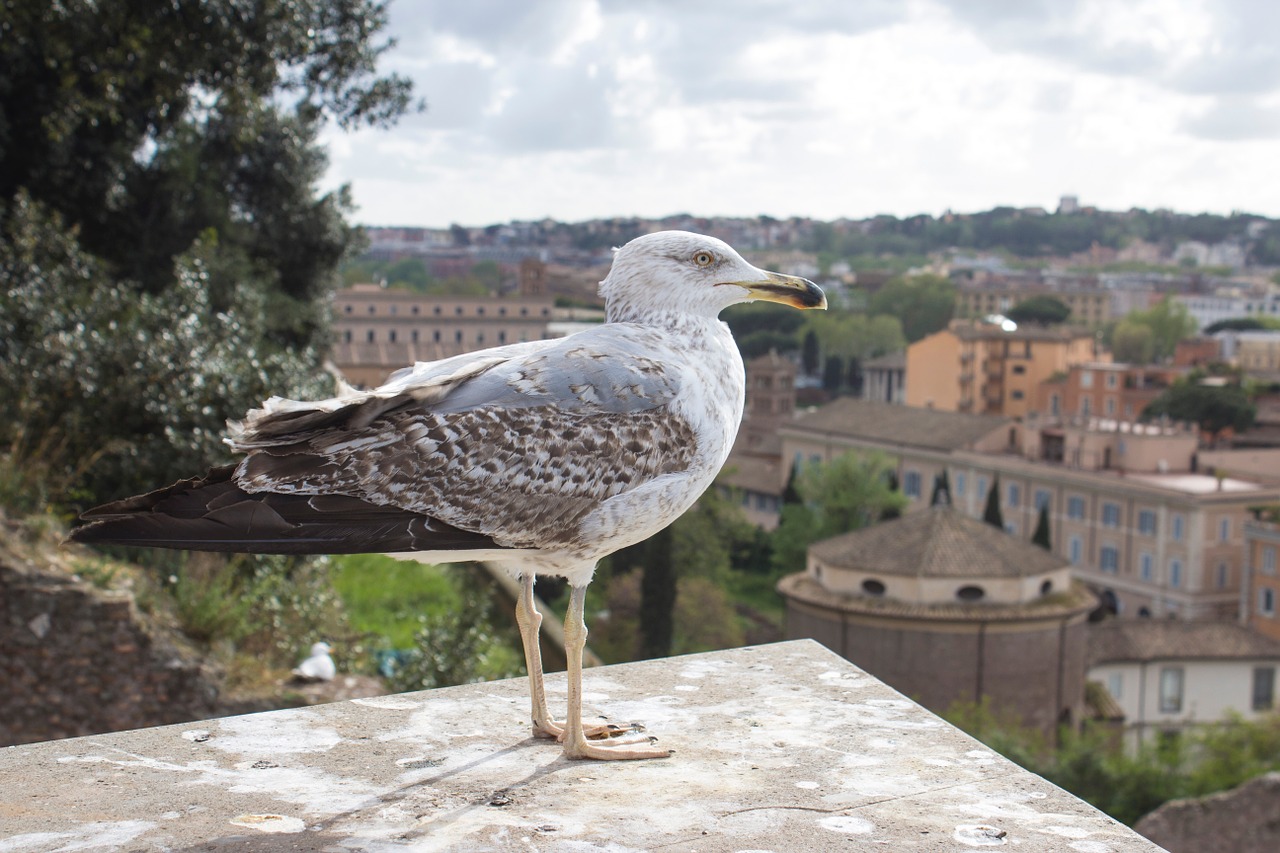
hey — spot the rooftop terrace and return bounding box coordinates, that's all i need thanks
[1,640,1163,851]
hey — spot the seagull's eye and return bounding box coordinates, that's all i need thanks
[693,251,715,267]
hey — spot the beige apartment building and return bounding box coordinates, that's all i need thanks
[906,320,1101,419]
[956,286,1112,328]
[1243,516,1280,642]
[1232,331,1280,373]
[778,399,1280,622]
[330,284,556,386]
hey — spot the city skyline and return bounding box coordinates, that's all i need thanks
[319,0,1280,227]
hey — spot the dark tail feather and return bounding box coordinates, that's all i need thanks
[70,466,505,556]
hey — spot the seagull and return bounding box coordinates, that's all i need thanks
[70,230,826,760]
[292,641,336,682]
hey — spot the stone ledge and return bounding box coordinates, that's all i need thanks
[0,640,1164,851]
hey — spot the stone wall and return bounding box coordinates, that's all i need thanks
[0,535,219,746]
[1135,772,1280,853]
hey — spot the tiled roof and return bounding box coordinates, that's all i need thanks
[863,351,906,370]
[783,398,1009,451]
[1087,620,1280,666]
[810,505,1068,579]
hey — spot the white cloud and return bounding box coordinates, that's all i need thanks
[321,0,1280,225]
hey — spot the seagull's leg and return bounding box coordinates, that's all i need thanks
[515,572,625,742]
[515,571,559,739]
[561,582,671,761]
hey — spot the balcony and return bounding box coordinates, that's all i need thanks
[0,641,1159,851]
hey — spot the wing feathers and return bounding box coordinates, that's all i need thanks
[70,467,506,555]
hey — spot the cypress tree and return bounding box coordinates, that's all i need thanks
[1032,505,1052,550]
[930,470,952,506]
[983,474,1004,529]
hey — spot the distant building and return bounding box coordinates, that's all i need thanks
[330,284,555,386]
[779,504,1096,735]
[905,320,1101,418]
[955,286,1112,328]
[1033,362,1178,422]
[1243,515,1280,642]
[717,351,797,529]
[1058,195,1080,215]
[861,351,906,404]
[1087,620,1280,749]
[778,399,1280,621]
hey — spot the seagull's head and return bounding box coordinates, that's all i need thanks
[310,642,332,657]
[599,230,827,322]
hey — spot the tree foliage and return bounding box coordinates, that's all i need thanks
[1110,321,1156,364]
[1032,506,1051,550]
[0,0,415,506]
[771,452,908,573]
[947,700,1280,827]
[983,474,1004,529]
[1142,383,1257,437]
[867,274,956,342]
[1007,295,1072,326]
[1115,298,1198,363]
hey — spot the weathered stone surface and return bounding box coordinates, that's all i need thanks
[1,640,1163,851]
[1135,772,1280,853]
[0,532,219,747]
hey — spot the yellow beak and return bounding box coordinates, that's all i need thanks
[733,271,827,310]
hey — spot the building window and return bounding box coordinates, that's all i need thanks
[1107,673,1123,700]
[455,306,463,315]
[1219,518,1231,542]
[367,305,375,314]
[499,330,507,343]
[1069,535,1083,565]
[1172,514,1184,541]
[1007,483,1020,508]
[433,330,441,343]
[1100,546,1119,573]
[343,304,353,314]
[903,470,922,498]
[1106,373,1118,389]
[1159,667,1184,713]
[1050,393,1061,416]
[1264,547,1277,575]
[1254,667,1276,711]
[1105,397,1116,416]
[1138,510,1157,536]
[434,306,442,316]
[1140,552,1153,581]
[388,330,397,343]
[366,330,375,343]
[1011,390,1025,400]
[411,330,419,343]
[1034,489,1051,511]
[412,305,420,315]
[1081,396,1092,417]
[476,332,485,344]
[1102,502,1121,528]
[1012,364,1026,375]
[862,579,886,596]
[1081,370,1094,389]
[976,476,988,502]
[1262,588,1277,617]
[343,330,352,343]
[455,330,463,343]
[1068,496,1085,520]
[957,585,986,601]
[955,472,967,497]
[1170,559,1183,588]
[477,306,485,315]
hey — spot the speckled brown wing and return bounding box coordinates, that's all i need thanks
[232,328,700,551]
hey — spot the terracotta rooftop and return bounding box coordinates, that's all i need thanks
[1087,620,1280,667]
[783,398,1009,451]
[810,505,1068,580]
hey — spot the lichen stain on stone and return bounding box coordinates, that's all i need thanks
[229,813,306,834]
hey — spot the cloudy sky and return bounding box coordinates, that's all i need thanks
[320,0,1280,227]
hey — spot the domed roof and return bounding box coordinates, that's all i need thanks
[809,505,1067,580]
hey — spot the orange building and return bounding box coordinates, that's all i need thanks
[906,320,1101,418]
[1034,363,1179,422]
